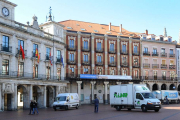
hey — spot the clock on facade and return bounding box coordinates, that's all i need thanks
[2,7,9,16]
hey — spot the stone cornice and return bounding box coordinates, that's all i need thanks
[0,0,17,7]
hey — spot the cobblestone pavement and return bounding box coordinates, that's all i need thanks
[1,104,180,120]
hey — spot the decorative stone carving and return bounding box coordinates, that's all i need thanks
[4,83,14,93]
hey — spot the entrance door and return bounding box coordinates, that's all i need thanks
[7,94,12,111]
[134,93,143,109]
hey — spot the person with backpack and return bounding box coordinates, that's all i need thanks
[28,100,33,115]
[32,100,39,114]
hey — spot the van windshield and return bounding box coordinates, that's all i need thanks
[141,93,155,99]
[56,96,66,101]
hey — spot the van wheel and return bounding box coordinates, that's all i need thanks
[155,109,159,112]
[76,105,79,109]
[142,105,147,112]
[65,105,68,110]
[116,106,121,111]
[128,108,131,111]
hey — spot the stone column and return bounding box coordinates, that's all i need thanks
[116,82,121,85]
[77,32,81,75]
[91,33,95,74]
[129,38,132,76]
[29,85,33,101]
[77,81,82,104]
[56,86,60,96]
[104,35,108,75]
[44,86,47,108]
[117,36,120,75]
[104,81,109,104]
[14,83,17,110]
[90,81,96,103]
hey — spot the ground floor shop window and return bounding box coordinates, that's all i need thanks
[18,62,24,77]
[2,59,9,75]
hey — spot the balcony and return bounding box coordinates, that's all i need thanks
[132,51,139,56]
[95,48,104,53]
[142,76,178,81]
[66,73,76,78]
[152,64,159,69]
[132,76,141,80]
[82,60,91,66]
[161,64,167,69]
[16,48,27,57]
[108,49,116,54]
[108,62,116,67]
[152,52,159,57]
[0,44,12,53]
[133,63,140,68]
[45,55,50,60]
[67,45,77,51]
[143,64,150,68]
[56,57,62,64]
[143,51,150,56]
[169,65,175,69]
[120,62,128,67]
[160,53,167,57]
[120,50,128,55]
[67,60,76,65]
[169,53,175,58]
[95,61,103,66]
[82,47,91,52]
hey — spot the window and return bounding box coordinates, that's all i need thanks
[84,68,88,74]
[81,82,84,89]
[33,65,38,78]
[46,47,51,60]
[97,55,102,62]
[144,47,148,53]
[134,46,138,53]
[69,40,74,48]
[136,93,143,100]
[162,71,166,79]
[110,56,114,63]
[153,49,157,54]
[2,59,9,75]
[110,44,114,51]
[122,44,126,52]
[97,42,101,50]
[170,49,173,55]
[143,37,146,40]
[70,67,74,73]
[122,57,126,63]
[18,62,24,77]
[2,35,9,52]
[153,71,157,77]
[161,48,165,53]
[83,41,88,49]
[122,69,127,76]
[160,37,163,41]
[152,38,155,40]
[57,50,61,62]
[110,70,115,75]
[134,58,138,65]
[81,94,84,101]
[134,70,138,78]
[145,71,148,80]
[18,40,24,54]
[98,68,102,75]
[46,66,51,79]
[57,68,61,80]
[69,53,74,61]
[168,38,172,42]
[84,54,88,62]
[33,44,38,57]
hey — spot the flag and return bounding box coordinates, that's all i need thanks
[61,55,64,68]
[35,48,40,63]
[49,52,52,65]
[20,44,25,60]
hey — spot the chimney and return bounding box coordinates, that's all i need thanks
[145,29,148,35]
[120,24,122,33]
[164,28,167,37]
[109,22,111,31]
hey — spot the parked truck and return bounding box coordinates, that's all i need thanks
[110,84,161,112]
[152,90,179,104]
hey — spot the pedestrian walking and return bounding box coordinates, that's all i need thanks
[94,97,99,113]
[164,96,169,105]
[28,100,33,115]
[32,100,39,115]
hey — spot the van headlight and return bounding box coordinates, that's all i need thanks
[147,100,153,105]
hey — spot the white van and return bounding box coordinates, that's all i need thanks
[53,93,79,111]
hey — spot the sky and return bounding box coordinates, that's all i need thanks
[11,0,180,42]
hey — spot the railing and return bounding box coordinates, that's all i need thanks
[16,48,27,57]
[142,76,177,81]
[132,76,141,80]
[56,57,62,64]
[161,64,167,69]
[67,60,76,65]
[120,62,128,67]
[132,51,139,56]
[82,47,91,52]
[46,55,50,60]
[66,73,76,78]
[169,53,175,58]
[120,50,128,55]
[0,44,12,53]
[108,49,116,54]
[95,61,103,66]
[143,64,150,68]
[152,52,159,56]
[143,51,150,56]
[152,64,159,68]
[67,45,77,51]
[95,48,104,53]
[108,62,116,67]
[161,53,167,57]
[133,63,140,68]
[14,21,28,30]
[169,65,175,69]
[82,60,91,66]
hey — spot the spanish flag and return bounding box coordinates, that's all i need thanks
[35,48,40,63]
[20,44,25,60]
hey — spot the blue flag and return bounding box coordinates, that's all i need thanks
[61,55,64,68]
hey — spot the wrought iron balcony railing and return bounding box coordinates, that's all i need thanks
[143,64,150,68]
[161,53,167,57]
[152,52,159,56]
[161,64,167,69]
[143,51,150,56]
[0,44,12,53]
[152,64,159,68]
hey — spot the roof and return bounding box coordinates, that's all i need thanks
[59,20,140,38]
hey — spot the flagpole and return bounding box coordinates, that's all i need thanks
[17,49,20,77]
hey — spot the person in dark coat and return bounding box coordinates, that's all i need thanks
[164,96,169,105]
[32,100,39,114]
[94,97,99,113]
[28,100,33,115]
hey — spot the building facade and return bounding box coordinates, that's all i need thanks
[0,0,67,111]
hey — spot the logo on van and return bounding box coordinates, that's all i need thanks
[114,92,128,98]
[142,87,148,90]
[71,96,73,99]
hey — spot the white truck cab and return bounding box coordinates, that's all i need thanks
[110,84,161,112]
[53,93,79,111]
